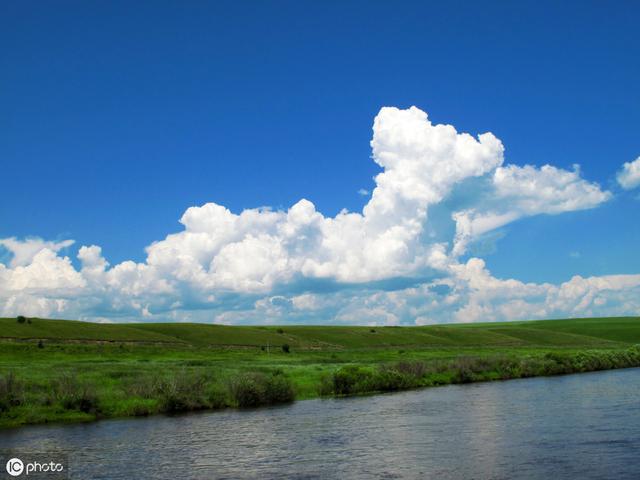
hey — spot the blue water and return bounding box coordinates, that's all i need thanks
[2,368,640,479]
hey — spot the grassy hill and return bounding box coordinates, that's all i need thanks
[0,318,185,344]
[1,316,639,349]
[2,315,640,429]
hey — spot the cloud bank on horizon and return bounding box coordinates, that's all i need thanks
[1,106,639,324]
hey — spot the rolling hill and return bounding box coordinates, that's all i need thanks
[1,316,638,349]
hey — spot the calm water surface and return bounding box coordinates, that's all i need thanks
[1,368,640,479]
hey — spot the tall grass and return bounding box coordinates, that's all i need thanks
[50,374,100,413]
[0,372,23,412]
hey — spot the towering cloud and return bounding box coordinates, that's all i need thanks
[0,106,629,324]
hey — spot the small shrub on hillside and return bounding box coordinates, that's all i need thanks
[277,328,284,334]
[37,340,44,349]
[282,344,290,353]
[17,316,26,324]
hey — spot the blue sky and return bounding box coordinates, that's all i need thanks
[1,1,639,324]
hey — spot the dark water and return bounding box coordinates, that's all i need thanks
[2,368,640,479]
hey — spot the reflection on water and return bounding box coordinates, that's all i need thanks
[1,368,640,479]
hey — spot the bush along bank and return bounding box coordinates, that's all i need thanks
[0,369,296,428]
[318,346,640,396]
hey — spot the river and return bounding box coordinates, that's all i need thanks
[2,368,640,479]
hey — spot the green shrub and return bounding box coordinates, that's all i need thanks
[282,343,290,353]
[16,316,26,324]
[230,374,265,407]
[230,372,295,407]
[264,373,295,403]
[157,372,209,413]
[325,364,422,396]
[332,366,369,395]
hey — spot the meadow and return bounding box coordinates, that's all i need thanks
[1,316,639,428]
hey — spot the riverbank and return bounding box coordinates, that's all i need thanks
[2,346,640,428]
[1,316,639,428]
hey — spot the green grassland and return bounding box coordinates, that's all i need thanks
[1,316,639,429]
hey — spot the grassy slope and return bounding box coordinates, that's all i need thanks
[0,318,185,344]
[2,316,638,348]
[1,316,639,429]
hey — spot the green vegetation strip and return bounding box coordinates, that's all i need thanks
[1,316,639,428]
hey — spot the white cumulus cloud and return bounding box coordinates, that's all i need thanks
[0,106,631,324]
[452,164,611,256]
[0,237,75,267]
[617,156,640,190]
